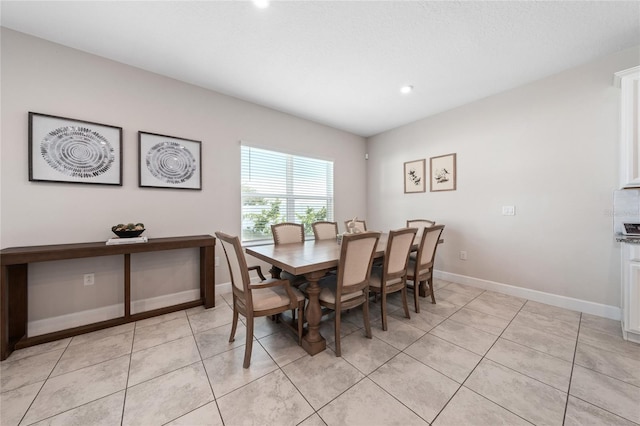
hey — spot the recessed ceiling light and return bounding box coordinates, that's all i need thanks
[253,0,270,8]
[400,85,413,94]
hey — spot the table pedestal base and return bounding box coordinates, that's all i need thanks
[301,270,328,355]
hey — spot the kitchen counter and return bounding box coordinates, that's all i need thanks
[616,234,640,244]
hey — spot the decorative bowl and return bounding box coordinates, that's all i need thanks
[112,229,145,238]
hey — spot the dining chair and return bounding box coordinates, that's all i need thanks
[406,224,445,313]
[369,227,417,330]
[406,219,435,230]
[312,221,339,241]
[215,232,305,368]
[316,231,381,356]
[271,222,305,244]
[344,218,367,233]
[406,219,435,242]
[270,222,307,286]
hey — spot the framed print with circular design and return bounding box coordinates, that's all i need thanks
[138,131,202,190]
[28,112,122,185]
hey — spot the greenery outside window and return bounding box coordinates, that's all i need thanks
[241,145,334,243]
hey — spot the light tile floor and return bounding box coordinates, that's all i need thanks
[2,279,639,425]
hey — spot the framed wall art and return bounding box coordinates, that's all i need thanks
[139,131,202,190]
[430,153,457,192]
[28,112,122,185]
[404,159,426,193]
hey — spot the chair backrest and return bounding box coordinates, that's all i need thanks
[413,225,445,278]
[344,219,367,233]
[406,219,435,229]
[215,232,252,305]
[383,228,418,281]
[337,232,381,301]
[406,219,435,239]
[312,221,338,241]
[271,222,304,245]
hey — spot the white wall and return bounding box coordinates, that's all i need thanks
[367,46,640,314]
[0,29,366,329]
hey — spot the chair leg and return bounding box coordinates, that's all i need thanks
[229,305,239,342]
[363,295,372,339]
[381,290,387,331]
[401,286,410,319]
[428,277,436,304]
[412,281,420,313]
[334,310,341,357]
[243,317,254,369]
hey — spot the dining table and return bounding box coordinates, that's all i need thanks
[244,232,448,355]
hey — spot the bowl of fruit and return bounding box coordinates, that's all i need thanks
[112,223,145,238]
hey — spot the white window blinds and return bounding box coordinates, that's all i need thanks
[241,145,334,242]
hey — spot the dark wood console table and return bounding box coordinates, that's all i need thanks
[1,234,216,360]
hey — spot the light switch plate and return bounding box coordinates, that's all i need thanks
[502,205,515,216]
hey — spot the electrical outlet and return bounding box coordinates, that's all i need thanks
[215,256,220,267]
[459,251,467,260]
[83,273,95,286]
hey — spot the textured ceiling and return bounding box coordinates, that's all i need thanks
[1,1,639,137]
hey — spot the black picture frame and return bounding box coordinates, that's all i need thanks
[28,112,123,185]
[138,131,202,190]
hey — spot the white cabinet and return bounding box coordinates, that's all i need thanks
[621,243,640,343]
[615,66,640,188]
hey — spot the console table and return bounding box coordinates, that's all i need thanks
[1,234,216,360]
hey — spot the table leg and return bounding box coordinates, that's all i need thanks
[202,245,215,308]
[301,270,327,355]
[1,264,28,361]
[418,280,427,297]
[124,254,131,318]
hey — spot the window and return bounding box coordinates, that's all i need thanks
[241,145,334,243]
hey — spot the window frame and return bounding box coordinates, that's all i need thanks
[240,144,334,244]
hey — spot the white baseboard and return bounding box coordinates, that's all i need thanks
[219,272,621,320]
[216,282,232,295]
[28,289,201,337]
[130,289,200,315]
[33,273,618,337]
[434,270,621,321]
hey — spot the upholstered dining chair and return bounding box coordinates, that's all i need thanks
[317,231,381,356]
[369,227,417,331]
[406,224,445,313]
[406,219,435,230]
[270,222,307,286]
[312,221,339,241]
[406,219,435,242]
[216,232,305,368]
[271,222,305,245]
[344,219,367,233]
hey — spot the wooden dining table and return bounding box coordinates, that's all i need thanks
[245,235,391,355]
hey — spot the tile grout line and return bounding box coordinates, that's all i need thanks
[166,307,223,426]
[429,293,531,425]
[562,312,582,425]
[119,328,136,426]
[9,285,639,426]
[15,335,72,426]
[359,285,481,425]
